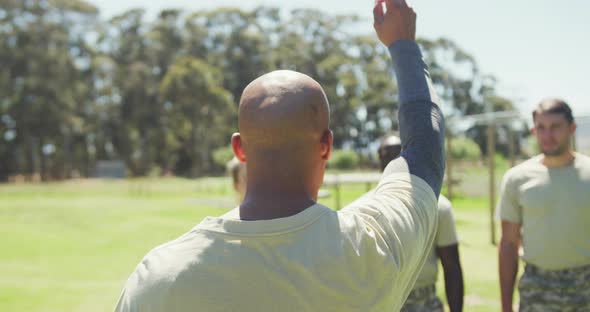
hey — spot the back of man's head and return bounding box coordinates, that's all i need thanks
[378,134,402,172]
[231,70,332,197]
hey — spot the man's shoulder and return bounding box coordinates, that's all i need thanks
[436,195,457,228]
[377,172,437,203]
[436,195,455,220]
[354,172,439,224]
[502,155,544,182]
[437,195,452,211]
[120,228,205,298]
[515,155,544,170]
[575,152,590,168]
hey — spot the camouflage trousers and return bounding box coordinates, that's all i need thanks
[518,263,590,312]
[400,285,443,312]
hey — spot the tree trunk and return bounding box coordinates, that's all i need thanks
[39,136,47,181]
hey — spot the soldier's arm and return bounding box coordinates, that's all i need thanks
[375,0,445,196]
[438,245,464,312]
[499,221,521,312]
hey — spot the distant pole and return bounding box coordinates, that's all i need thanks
[508,129,516,167]
[446,130,454,201]
[32,137,40,182]
[488,124,497,245]
[334,177,341,210]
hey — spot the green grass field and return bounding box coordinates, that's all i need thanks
[1,177,506,311]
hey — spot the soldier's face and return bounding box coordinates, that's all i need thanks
[533,113,576,156]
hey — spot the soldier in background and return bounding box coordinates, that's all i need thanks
[227,157,246,202]
[379,135,464,312]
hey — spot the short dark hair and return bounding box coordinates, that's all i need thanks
[532,98,574,124]
[378,134,402,171]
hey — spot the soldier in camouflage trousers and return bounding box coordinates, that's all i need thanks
[400,285,444,312]
[379,135,464,312]
[518,264,590,312]
[498,99,590,312]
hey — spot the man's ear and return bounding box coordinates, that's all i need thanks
[320,130,333,161]
[231,133,246,162]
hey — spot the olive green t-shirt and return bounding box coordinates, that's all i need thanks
[498,153,590,270]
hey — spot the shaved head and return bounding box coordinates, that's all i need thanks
[231,70,333,219]
[239,70,330,148]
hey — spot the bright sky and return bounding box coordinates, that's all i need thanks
[96,0,590,120]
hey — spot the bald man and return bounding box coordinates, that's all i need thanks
[115,1,445,311]
[379,135,464,312]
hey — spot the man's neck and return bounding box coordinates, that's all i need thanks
[542,150,575,168]
[239,188,316,221]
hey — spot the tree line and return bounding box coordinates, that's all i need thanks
[0,0,518,181]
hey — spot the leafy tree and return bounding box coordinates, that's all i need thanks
[0,0,98,180]
[160,57,234,177]
[0,4,521,180]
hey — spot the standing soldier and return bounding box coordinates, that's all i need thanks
[379,135,464,312]
[498,98,590,311]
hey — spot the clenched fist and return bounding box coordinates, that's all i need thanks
[373,0,416,46]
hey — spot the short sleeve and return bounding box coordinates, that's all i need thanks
[435,196,459,247]
[339,172,439,304]
[341,172,438,270]
[497,170,522,224]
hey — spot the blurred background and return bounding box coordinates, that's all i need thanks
[1,1,588,311]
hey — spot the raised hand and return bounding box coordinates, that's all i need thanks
[373,0,416,46]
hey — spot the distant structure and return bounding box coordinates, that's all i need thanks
[95,160,126,178]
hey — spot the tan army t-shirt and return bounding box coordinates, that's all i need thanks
[413,195,459,288]
[498,153,590,270]
[115,173,438,312]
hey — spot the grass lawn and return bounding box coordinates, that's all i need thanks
[1,177,507,311]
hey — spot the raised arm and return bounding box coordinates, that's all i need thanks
[335,3,444,301]
[374,0,445,196]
